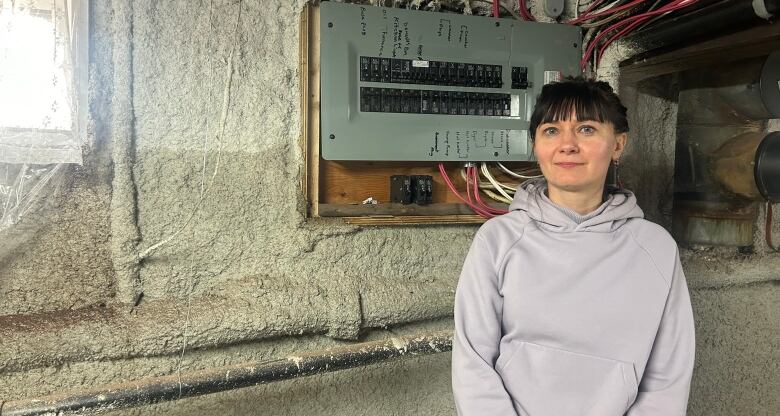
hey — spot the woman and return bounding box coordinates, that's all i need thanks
[452,78,695,416]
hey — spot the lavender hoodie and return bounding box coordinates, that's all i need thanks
[452,179,695,416]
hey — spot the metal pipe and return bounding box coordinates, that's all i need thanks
[0,331,453,416]
[755,131,780,202]
[625,0,779,54]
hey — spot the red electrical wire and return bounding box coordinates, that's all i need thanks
[437,164,512,218]
[464,165,474,204]
[597,0,697,64]
[469,166,501,215]
[517,0,536,21]
[438,163,493,218]
[583,0,697,69]
[569,0,647,25]
[580,18,632,68]
[464,166,492,217]
[579,0,694,69]
[595,17,647,65]
[492,0,500,18]
[469,166,509,215]
[466,168,496,218]
[465,166,482,213]
[575,0,608,21]
[464,166,499,217]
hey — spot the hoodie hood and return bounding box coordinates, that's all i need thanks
[508,178,644,232]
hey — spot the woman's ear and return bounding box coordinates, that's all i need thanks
[613,133,627,161]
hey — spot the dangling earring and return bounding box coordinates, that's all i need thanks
[613,158,621,188]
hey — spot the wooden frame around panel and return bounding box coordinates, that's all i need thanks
[300,3,320,218]
[299,4,537,225]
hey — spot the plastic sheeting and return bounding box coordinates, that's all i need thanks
[1,163,62,227]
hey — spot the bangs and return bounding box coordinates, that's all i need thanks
[538,94,610,125]
[528,78,629,140]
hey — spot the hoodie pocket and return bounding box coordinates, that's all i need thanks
[496,341,638,416]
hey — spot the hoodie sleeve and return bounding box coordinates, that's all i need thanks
[452,232,518,416]
[627,252,695,416]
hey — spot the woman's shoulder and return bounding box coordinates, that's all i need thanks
[623,218,681,285]
[623,218,677,248]
[472,211,533,254]
[478,210,533,236]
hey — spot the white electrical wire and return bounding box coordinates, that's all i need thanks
[465,165,514,205]
[496,161,543,179]
[480,162,515,201]
[138,0,242,261]
[461,163,541,206]
[483,188,513,204]
[591,0,623,15]
[576,0,602,18]
[460,167,514,192]
[479,164,516,191]
[577,0,599,9]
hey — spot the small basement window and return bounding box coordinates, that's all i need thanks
[0,0,88,164]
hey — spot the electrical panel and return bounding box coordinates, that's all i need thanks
[319,2,581,161]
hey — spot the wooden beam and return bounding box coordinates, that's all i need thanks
[300,4,321,218]
[620,23,780,84]
[343,215,486,226]
[318,202,505,217]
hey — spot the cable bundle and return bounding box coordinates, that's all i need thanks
[578,0,699,70]
[439,162,542,219]
[511,0,700,71]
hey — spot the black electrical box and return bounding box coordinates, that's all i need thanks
[411,175,433,205]
[390,175,433,205]
[390,175,413,204]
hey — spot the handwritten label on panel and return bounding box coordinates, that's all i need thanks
[437,19,452,42]
[360,7,367,36]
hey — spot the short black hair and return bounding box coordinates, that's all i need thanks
[528,77,628,141]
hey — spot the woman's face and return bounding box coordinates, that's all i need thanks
[533,115,627,197]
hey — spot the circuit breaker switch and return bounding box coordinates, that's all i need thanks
[390,175,413,204]
[360,57,371,81]
[511,66,529,89]
[360,87,371,112]
[411,175,433,205]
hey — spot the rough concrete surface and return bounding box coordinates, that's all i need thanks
[0,162,115,315]
[689,283,780,416]
[0,1,778,415]
[123,0,477,306]
[619,75,679,227]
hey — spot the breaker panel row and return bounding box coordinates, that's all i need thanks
[360,56,528,90]
[360,87,512,116]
